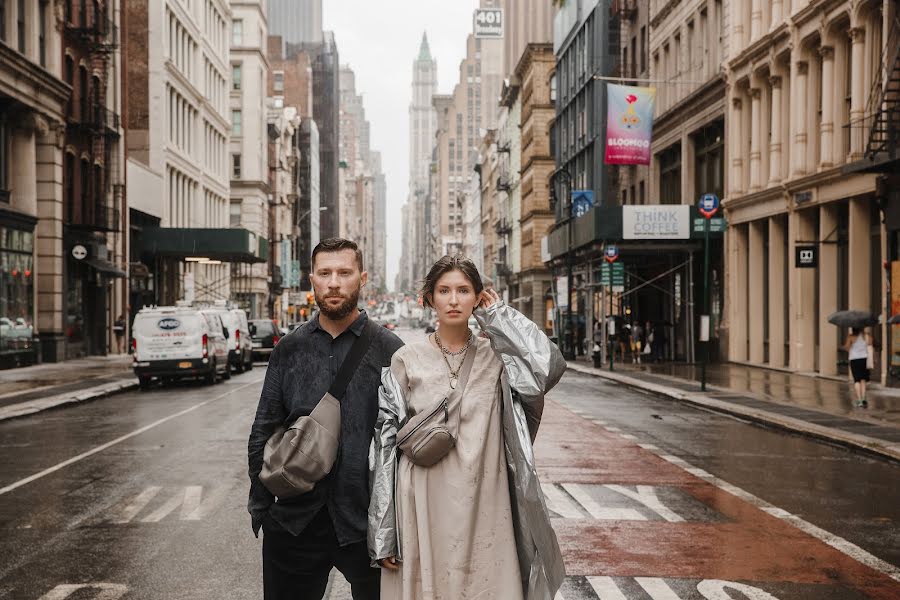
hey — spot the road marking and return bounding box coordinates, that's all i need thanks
[38,584,128,600]
[561,483,647,521]
[0,378,264,497]
[606,484,684,522]
[696,579,780,599]
[635,577,682,599]
[586,576,628,599]
[541,482,584,519]
[605,426,622,432]
[111,486,161,524]
[620,433,638,440]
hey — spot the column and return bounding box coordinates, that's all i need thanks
[748,220,766,363]
[36,122,66,362]
[818,46,835,168]
[728,224,749,362]
[771,0,783,29]
[768,216,786,367]
[768,76,784,185]
[749,88,762,191]
[789,209,816,371]
[733,0,746,52]
[751,0,762,41]
[848,197,872,310]
[730,98,744,196]
[819,205,839,376]
[790,60,809,177]
[849,27,866,159]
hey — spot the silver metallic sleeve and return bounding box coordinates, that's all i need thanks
[367,363,408,563]
[475,301,567,405]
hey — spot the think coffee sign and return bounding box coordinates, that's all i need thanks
[622,205,691,240]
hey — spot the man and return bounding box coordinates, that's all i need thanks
[248,238,403,599]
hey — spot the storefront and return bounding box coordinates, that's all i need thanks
[0,210,37,368]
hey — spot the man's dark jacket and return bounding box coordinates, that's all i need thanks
[247,311,403,545]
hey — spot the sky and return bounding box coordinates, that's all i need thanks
[323,0,479,291]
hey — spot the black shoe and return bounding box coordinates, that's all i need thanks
[861,399,868,408]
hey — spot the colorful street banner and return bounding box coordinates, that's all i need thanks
[604,83,656,165]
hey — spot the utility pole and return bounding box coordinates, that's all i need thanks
[698,194,720,392]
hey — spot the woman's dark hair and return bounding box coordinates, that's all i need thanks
[419,255,484,308]
[311,238,363,272]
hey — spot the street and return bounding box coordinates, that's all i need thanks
[0,327,898,599]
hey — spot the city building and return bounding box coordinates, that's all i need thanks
[399,33,437,293]
[1,0,73,367]
[125,0,266,317]
[229,0,270,318]
[268,0,322,48]
[723,0,895,382]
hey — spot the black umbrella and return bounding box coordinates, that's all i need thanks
[827,310,878,328]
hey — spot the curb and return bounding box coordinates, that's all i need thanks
[0,379,139,422]
[567,362,900,464]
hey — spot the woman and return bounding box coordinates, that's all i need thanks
[844,327,872,408]
[368,255,566,600]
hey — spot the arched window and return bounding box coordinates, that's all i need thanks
[64,56,75,117]
[78,66,89,122]
[91,74,102,124]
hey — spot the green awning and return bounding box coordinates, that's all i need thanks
[140,227,268,263]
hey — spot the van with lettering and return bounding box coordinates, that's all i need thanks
[131,306,230,388]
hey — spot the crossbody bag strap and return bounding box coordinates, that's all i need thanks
[328,319,377,401]
[448,344,478,433]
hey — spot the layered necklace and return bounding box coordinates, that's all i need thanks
[433,330,473,389]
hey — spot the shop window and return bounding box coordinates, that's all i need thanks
[0,226,35,361]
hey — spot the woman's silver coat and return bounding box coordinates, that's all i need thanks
[368,302,568,600]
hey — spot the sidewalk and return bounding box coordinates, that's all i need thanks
[0,354,136,421]
[568,357,900,463]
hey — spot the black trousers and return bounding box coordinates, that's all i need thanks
[262,509,380,600]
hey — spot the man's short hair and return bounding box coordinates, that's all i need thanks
[311,238,364,272]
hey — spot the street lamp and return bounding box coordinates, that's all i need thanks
[550,167,575,360]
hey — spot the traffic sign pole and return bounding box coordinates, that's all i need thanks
[702,217,709,392]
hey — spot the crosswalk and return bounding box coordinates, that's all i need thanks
[542,482,687,522]
[105,485,227,524]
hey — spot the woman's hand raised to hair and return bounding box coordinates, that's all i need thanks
[478,288,501,310]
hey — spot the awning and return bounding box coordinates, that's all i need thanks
[86,257,127,278]
[140,227,268,263]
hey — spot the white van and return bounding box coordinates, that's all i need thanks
[203,307,253,373]
[132,306,230,387]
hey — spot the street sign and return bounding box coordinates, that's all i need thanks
[600,262,625,287]
[693,217,727,233]
[600,263,611,286]
[571,190,594,217]
[699,193,719,218]
[473,8,503,38]
[796,246,817,268]
[605,245,620,263]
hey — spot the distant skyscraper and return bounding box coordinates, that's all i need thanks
[268,0,323,46]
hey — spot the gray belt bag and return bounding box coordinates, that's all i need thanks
[260,321,375,499]
[397,346,476,467]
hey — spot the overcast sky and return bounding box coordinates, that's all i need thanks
[322,1,478,291]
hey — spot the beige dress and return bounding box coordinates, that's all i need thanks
[381,335,524,600]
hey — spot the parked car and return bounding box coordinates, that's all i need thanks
[249,319,280,361]
[132,306,230,387]
[204,308,253,374]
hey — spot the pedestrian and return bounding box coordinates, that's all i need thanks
[113,314,126,354]
[247,238,404,600]
[630,321,643,364]
[844,326,872,408]
[369,255,566,600]
[652,322,667,362]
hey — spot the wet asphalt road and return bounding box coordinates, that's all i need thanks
[0,326,897,599]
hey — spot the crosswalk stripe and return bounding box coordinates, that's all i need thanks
[541,483,584,519]
[587,576,628,600]
[562,483,647,521]
[112,487,161,524]
[635,577,682,599]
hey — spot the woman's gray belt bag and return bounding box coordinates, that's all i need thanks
[396,347,475,467]
[260,321,375,499]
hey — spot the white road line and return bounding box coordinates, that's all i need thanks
[587,576,628,600]
[38,583,128,600]
[139,488,183,523]
[0,378,264,497]
[638,443,659,451]
[606,484,684,523]
[562,483,647,521]
[541,483,584,519]
[112,486,161,524]
[635,577,682,599]
[605,426,622,432]
[620,433,638,440]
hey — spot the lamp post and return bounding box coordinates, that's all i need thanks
[550,167,575,360]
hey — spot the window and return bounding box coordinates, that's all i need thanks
[229,200,241,226]
[694,122,724,201]
[64,56,74,116]
[232,63,241,90]
[640,26,647,73]
[232,153,241,178]
[38,1,47,66]
[0,1,6,42]
[64,153,75,220]
[0,116,8,197]
[231,109,241,136]
[232,19,242,45]
[550,74,557,102]
[658,143,682,205]
[273,70,284,92]
[16,0,24,53]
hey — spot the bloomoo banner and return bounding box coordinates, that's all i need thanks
[604,83,656,165]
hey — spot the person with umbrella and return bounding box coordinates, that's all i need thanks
[829,310,877,408]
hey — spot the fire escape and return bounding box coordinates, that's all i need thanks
[863,18,900,163]
[494,140,513,280]
[65,4,121,233]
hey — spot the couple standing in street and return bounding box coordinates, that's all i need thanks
[247,238,566,600]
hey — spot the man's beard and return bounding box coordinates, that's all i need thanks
[316,287,360,320]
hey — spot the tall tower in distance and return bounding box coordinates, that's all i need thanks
[409,33,437,199]
[268,0,323,47]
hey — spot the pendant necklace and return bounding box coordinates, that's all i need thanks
[434,330,473,389]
